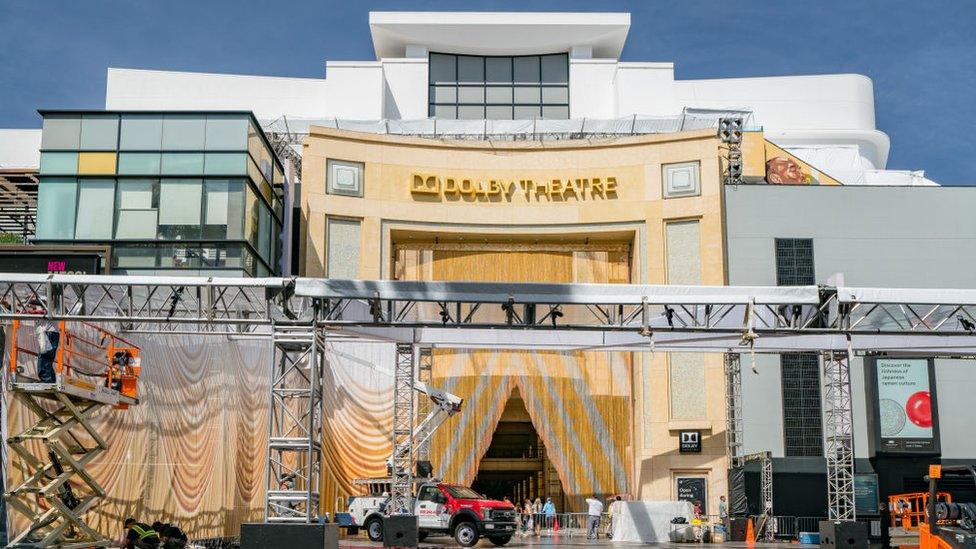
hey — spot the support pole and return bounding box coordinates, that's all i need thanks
[822,351,856,521]
[415,347,433,464]
[389,343,416,514]
[265,315,324,523]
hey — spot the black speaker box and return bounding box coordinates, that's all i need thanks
[729,517,749,541]
[819,520,868,548]
[383,515,419,547]
[240,522,339,549]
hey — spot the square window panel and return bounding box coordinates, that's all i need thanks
[114,245,158,268]
[514,106,540,119]
[77,152,117,174]
[457,55,484,83]
[430,85,457,103]
[457,86,485,104]
[541,54,569,84]
[204,152,247,175]
[120,114,163,150]
[457,105,484,120]
[205,114,248,150]
[663,161,701,198]
[161,115,206,150]
[514,56,540,84]
[542,86,569,104]
[118,153,161,175]
[79,114,119,150]
[327,159,364,197]
[486,86,513,103]
[486,106,513,120]
[541,105,569,119]
[75,179,115,239]
[514,87,541,104]
[485,57,512,83]
[39,152,78,174]
[41,115,81,149]
[161,152,205,175]
[429,53,457,84]
[432,105,457,119]
[36,178,77,239]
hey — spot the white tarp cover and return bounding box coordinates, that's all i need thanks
[611,500,695,543]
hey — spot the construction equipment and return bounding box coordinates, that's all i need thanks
[919,465,976,549]
[889,491,953,547]
[4,319,141,548]
[386,381,462,478]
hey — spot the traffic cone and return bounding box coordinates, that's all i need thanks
[745,517,756,544]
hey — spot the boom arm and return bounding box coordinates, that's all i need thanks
[389,381,463,468]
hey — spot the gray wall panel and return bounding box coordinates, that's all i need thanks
[725,185,976,459]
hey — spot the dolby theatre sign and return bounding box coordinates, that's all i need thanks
[411,174,618,202]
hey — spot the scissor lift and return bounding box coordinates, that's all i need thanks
[4,319,141,549]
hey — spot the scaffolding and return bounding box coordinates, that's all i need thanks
[6,274,976,528]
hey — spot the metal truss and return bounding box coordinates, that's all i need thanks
[415,347,433,463]
[822,351,855,521]
[264,319,324,523]
[5,385,114,548]
[388,344,415,515]
[725,354,744,467]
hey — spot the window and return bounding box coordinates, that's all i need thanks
[327,218,361,279]
[36,178,77,239]
[204,114,248,150]
[77,152,117,174]
[39,152,78,174]
[79,114,119,150]
[663,161,701,198]
[203,179,244,239]
[75,179,115,239]
[775,238,815,285]
[42,115,82,149]
[781,353,823,457]
[114,245,157,269]
[327,159,363,197]
[118,153,161,175]
[158,179,202,239]
[161,115,206,150]
[160,152,205,175]
[258,202,271,262]
[204,153,247,175]
[116,179,159,239]
[120,114,163,150]
[428,53,569,120]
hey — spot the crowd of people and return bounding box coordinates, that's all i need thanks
[121,518,188,549]
[506,495,625,540]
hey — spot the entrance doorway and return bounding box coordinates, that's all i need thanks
[471,388,566,509]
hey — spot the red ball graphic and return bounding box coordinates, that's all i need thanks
[905,391,932,428]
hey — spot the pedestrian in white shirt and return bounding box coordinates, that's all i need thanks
[585,495,604,539]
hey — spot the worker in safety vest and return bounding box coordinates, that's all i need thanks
[122,517,160,548]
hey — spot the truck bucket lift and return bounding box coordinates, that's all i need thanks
[4,319,141,549]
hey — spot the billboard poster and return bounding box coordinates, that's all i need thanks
[854,474,880,516]
[871,357,940,454]
[676,477,707,514]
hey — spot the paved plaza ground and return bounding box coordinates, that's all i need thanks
[340,537,814,548]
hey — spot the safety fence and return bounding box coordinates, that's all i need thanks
[187,537,239,549]
[751,515,882,541]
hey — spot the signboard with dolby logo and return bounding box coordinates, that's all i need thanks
[867,357,940,454]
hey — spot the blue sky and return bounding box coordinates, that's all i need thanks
[1,0,974,184]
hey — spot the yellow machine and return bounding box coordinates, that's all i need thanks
[5,319,142,548]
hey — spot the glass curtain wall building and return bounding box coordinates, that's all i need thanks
[428,53,569,120]
[34,111,284,276]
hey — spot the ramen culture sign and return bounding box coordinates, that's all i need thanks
[411,174,619,202]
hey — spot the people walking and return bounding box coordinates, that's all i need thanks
[533,497,543,536]
[522,499,533,536]
[585,495,604,539]
[543,497,556,534]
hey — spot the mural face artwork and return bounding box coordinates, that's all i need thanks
[765,156,813,184]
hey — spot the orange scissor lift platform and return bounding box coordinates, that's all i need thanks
[4,319,141,549]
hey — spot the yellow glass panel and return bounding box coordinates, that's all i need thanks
[77,152,117,174]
